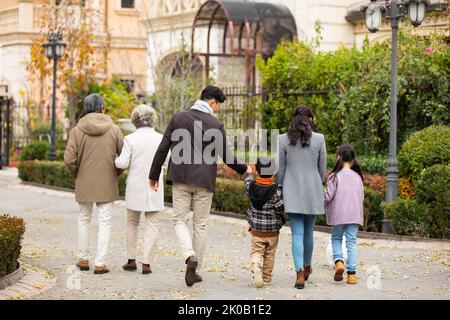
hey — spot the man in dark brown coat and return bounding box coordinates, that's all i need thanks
[149,86,251,286]
[64,93,123,275]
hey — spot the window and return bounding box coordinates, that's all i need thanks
[121,0,135,9]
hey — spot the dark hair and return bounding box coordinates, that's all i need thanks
[200,86,226,103]
[83,93,105,114]
[329,144,363,182]
[287,105,314,147]
[256,157,275,178]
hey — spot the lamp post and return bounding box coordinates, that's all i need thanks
[0,80,10,169]
[362,0,429,233]
[43,29,66,161]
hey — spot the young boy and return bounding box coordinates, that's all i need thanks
[244,157,285,288]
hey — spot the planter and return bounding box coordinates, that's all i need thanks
[0,262,24,290]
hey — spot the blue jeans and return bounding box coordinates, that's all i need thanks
[288,213,317,271]
[331,224,359,272]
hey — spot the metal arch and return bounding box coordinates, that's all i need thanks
[191,0,297,91]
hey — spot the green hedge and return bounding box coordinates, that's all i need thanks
[0,215,26,278]
[398,125,450,180]
[415,164,450,238]
[383,198,430,238]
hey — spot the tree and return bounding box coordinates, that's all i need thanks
[26,0,108,129]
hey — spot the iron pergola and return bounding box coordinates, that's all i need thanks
[191,0,297,92]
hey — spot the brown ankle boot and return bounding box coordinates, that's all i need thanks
[142,263,152,274]
[122,259,137,271]
[295,270,305,289]
[304,265,312,281]
[185,256,198,287]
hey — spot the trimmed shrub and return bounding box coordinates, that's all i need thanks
[19,141,50,161]
[0,215,26,278]
[383,198,430,237]
[415,164,450,239]
[398,125,450,180]
[363,188,384,232]
[18,161,74,188]
[359,155,387,175]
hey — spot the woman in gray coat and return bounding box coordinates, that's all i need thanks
[277,105,326,289]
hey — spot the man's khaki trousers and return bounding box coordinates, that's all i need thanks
[172,183,213,270]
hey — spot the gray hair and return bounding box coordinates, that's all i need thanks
[83,93,104,114]
[131,104,157,128]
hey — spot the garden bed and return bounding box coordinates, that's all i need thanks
[0,262,24,290]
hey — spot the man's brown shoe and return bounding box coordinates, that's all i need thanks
[195,273,203,283]
[76,259,89,271]
[122,259,137,271]
[304,265,312,281]
[142,263,152,275]
[334,260,345,282]
[295,270,305,289]
[94,265,110,274]
[185,256,198,287]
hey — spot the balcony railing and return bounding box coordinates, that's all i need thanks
[0,8,19,34]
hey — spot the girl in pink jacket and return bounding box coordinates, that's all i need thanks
[325,144,364,285]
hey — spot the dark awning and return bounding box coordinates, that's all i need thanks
[192,0,297,58]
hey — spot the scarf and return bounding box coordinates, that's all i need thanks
[255,177,274,186]
[190,100,214,115]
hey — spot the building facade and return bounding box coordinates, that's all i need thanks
[0,0,148,108]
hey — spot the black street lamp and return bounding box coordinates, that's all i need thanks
[43,29,66,161]
[0,79,11,169]
[362,0,429,233]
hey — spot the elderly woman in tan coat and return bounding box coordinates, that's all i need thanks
[115,105,166,274]
[64,93,123,275]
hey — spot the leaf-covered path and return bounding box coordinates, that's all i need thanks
[0,168,449,300]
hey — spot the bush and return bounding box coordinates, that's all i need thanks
[415,164,450,239]
[383,198,430,237]
[0,215,26,278]
[363,188,384,232]
[18,161,74,189]
[19,141,50,161]
[258,30,450,155]
[358,155,387,174]
[398,125,450,180]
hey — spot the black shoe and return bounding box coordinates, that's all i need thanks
[185,256,198,287]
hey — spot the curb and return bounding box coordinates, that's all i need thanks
[20,181,450,244]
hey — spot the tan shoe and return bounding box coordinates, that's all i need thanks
[253,267,264,288]
[76,259,89,271]
[295,270,305,289]
[123,259,137,271]
[347,273,357,285]
[304,265,312,281]
[94,265,110,274]
[142,263,152,275]
[334,260,345,282]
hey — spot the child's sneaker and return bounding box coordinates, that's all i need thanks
[334,260,345,282]
[347,272,357,285]
[252,267,264,288]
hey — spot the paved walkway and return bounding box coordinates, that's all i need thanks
[0,168,449,300]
